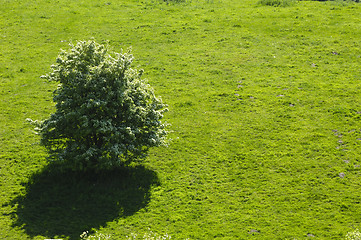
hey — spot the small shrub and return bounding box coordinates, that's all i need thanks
[28,40,168,171]
[258,0,296,7]
[346,229,361,240]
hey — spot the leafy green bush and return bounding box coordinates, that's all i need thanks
[346,229,361,240]
[28,40,168,171]
[258,0,296,7]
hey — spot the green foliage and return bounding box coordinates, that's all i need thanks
[346,229,361,240]
[29,40,168,171]
[258,0,296,7]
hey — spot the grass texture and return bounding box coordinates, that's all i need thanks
[1,0,361,239]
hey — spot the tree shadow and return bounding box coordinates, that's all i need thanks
[8,163,159,239]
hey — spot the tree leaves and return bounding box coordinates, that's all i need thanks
[33,40,168,171]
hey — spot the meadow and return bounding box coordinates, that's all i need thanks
[1,0,361,239]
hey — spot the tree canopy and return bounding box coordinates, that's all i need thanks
[29,40,168,171]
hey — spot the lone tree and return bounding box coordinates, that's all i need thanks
[29,40,168,171]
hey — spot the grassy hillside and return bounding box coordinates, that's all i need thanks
[1,0,361,239]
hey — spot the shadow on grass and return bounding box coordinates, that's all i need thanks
[8,163,159,239]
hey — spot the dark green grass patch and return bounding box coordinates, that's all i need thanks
[258,0,296,7]
[1,0,361,239]
[6,164,159,239]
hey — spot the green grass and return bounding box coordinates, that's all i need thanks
[1,0,361,239]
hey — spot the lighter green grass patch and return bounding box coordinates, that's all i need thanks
[1,0,361,239]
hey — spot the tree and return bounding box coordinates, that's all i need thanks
[29,40,168,171]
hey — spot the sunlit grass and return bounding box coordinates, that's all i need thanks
[1,0,361,239]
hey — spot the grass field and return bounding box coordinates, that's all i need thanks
[1,0,361,239]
